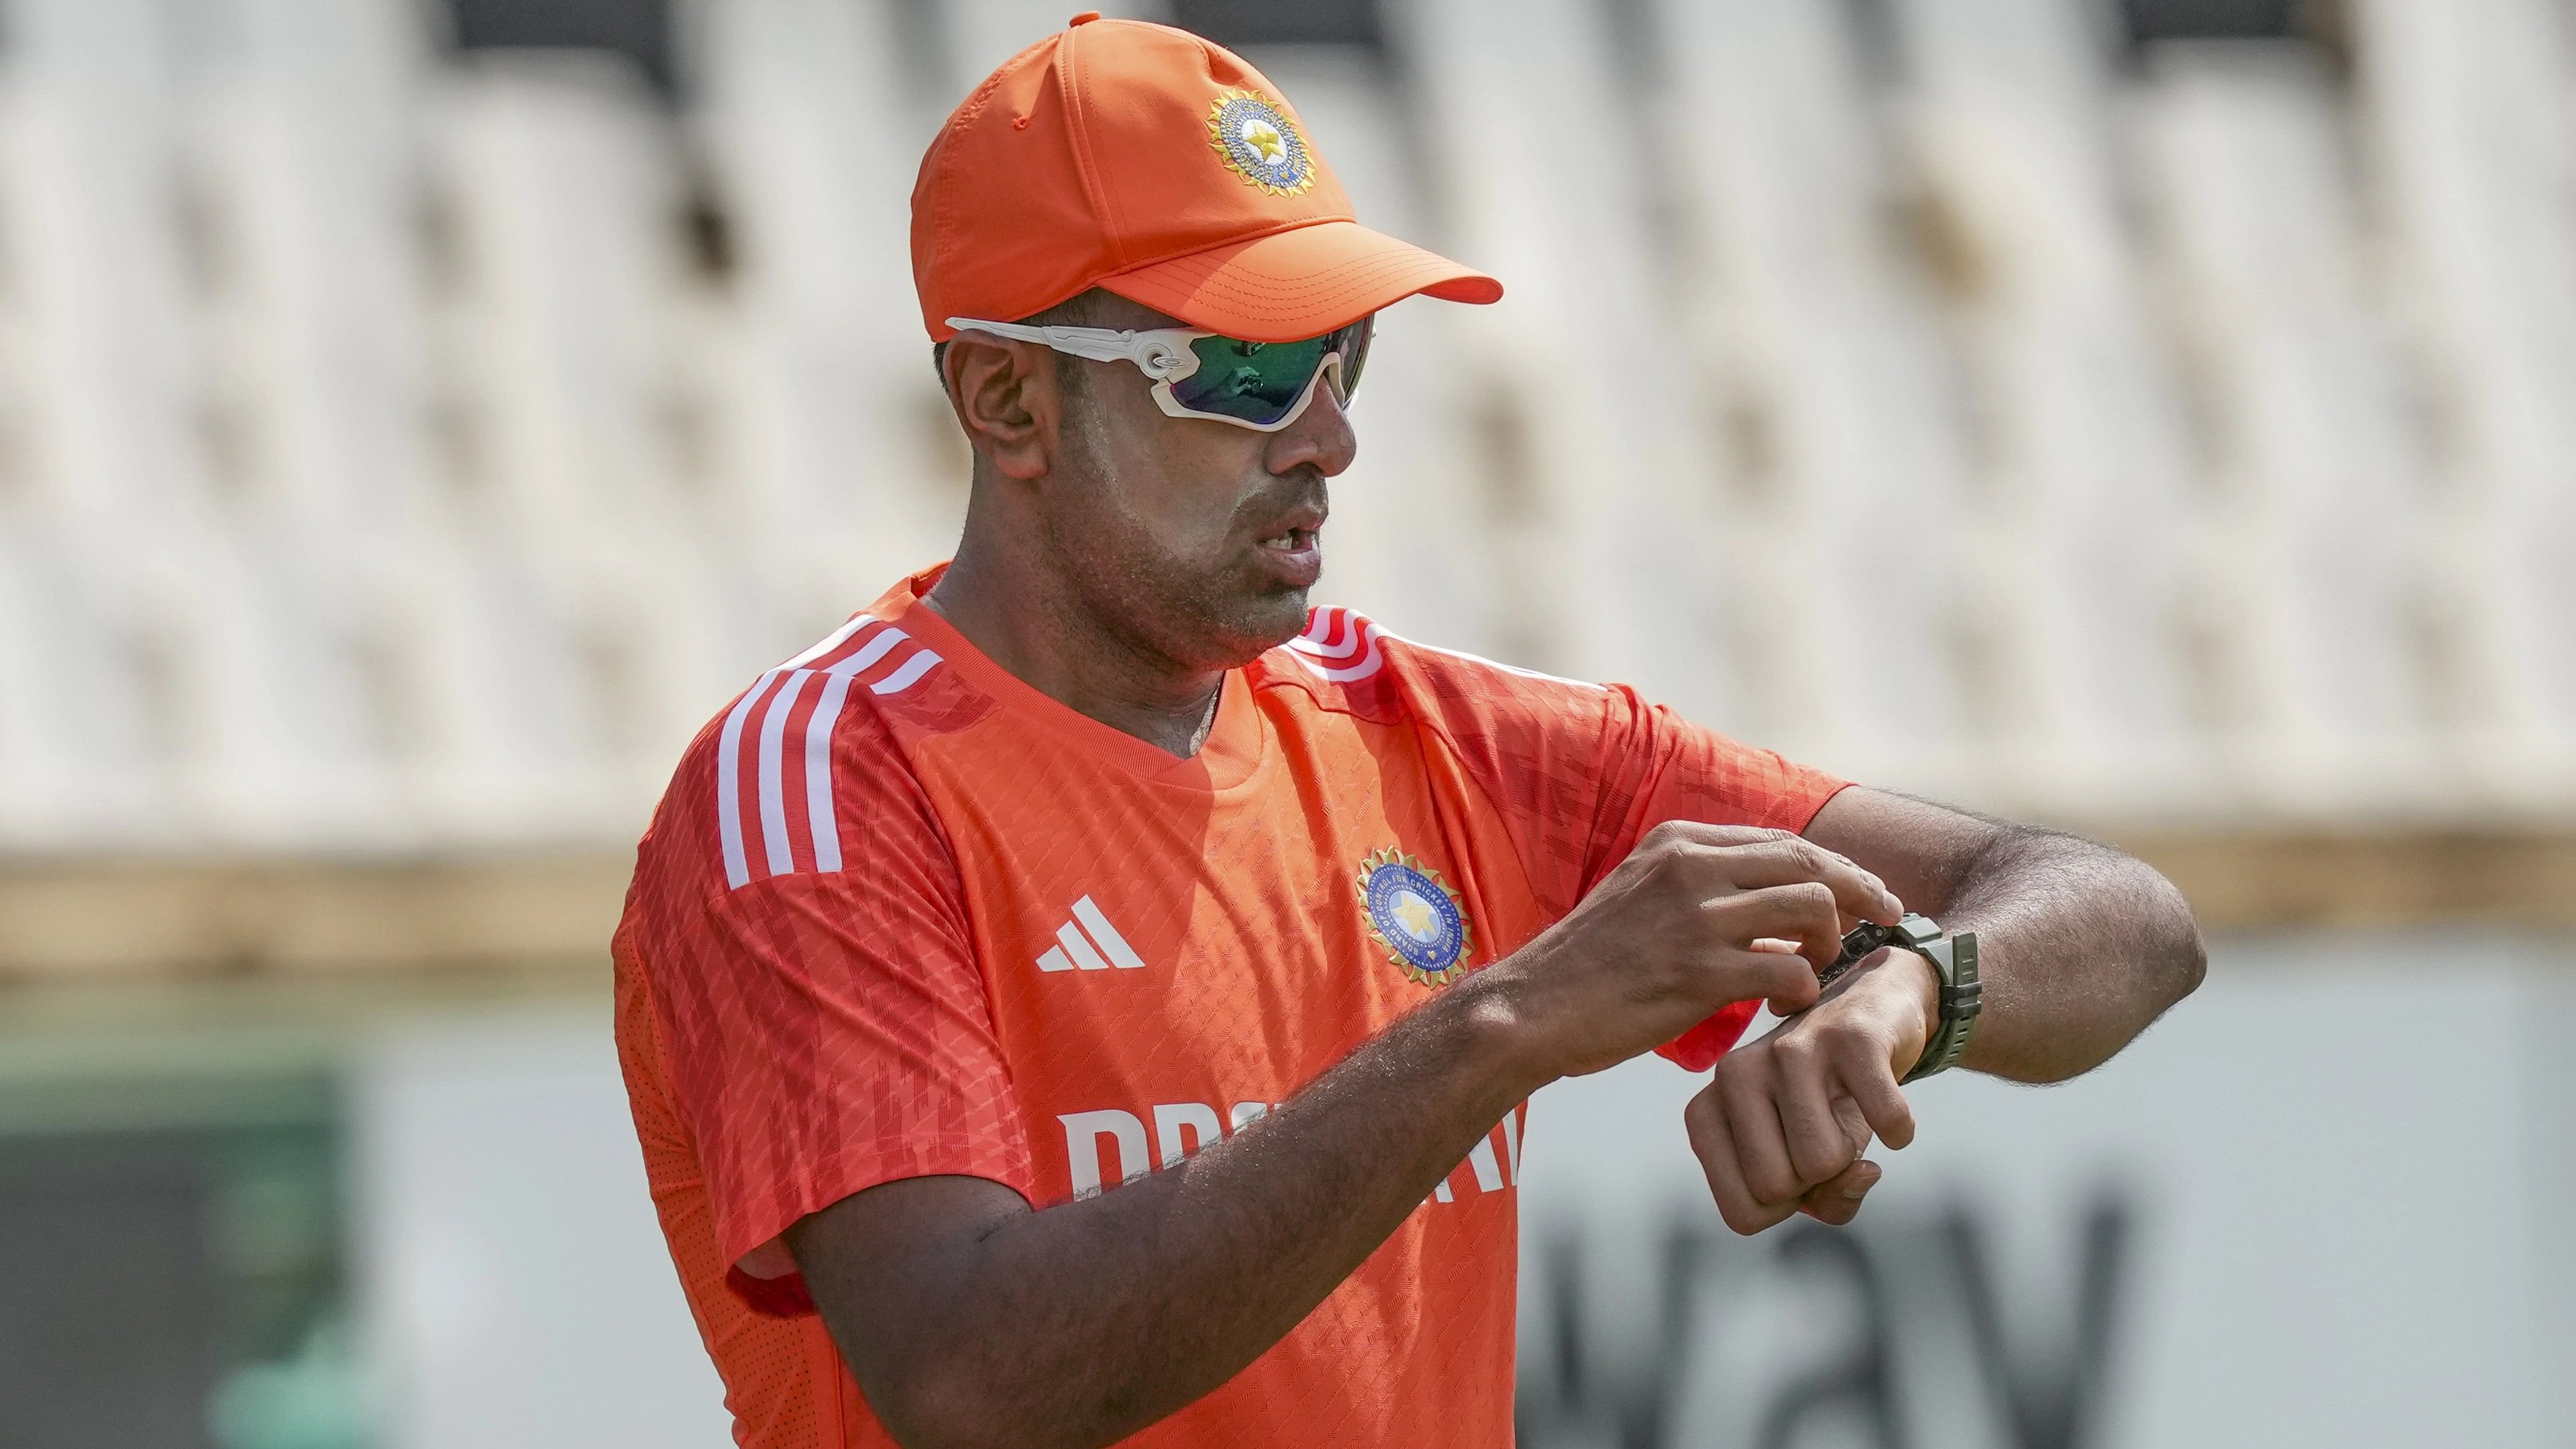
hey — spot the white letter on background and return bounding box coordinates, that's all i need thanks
[1061,1110,1149,1198]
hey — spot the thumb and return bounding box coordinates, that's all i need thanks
[1798,1157,1882,1227]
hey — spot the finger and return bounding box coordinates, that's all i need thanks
[1697,946,1820,1015]
[1746,938,1819,1018]
[1708,881,1848,972]
[1717,1058,1803,1207]
[1769,1034,1856,1187]
[1834,1036,1918,1150]
[1644,821,1807,852]
[1797,1157,1882,1226]
[1685,1084,1801,1237]
[1702,835,1903,928]
[1831,1095,1876,1160]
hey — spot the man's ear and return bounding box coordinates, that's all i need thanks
[943,335,1061,481]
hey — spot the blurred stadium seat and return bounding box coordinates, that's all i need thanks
[0,0,2568,861]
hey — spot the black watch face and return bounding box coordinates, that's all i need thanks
[1833,922,1896,970]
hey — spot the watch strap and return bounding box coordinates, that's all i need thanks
[1901,929,1980,1083]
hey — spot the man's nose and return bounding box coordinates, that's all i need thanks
[1266,377,1358,478]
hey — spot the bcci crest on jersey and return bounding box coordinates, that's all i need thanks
[1357,847,1474,987]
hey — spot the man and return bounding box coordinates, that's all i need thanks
[613,16,2203,1449]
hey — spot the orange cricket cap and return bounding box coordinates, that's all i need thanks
[911,14,1501,344]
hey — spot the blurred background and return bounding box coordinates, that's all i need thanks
[1,0,2572,1445]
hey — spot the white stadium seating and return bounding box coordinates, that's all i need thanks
[0,0,2567,855]
[2347,0,2576,805]
[2132,43,2436,815]
[1398,0,1750,730]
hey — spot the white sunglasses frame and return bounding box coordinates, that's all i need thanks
[943,316,1355,433]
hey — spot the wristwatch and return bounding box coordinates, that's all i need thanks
[1820,913,1982,1084]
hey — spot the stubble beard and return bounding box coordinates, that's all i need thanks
[1048,398,1316,674]
[1052,508,1310,676]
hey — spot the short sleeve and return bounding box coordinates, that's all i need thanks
[1379,638,1847,1070]
[1598,698,1848,1068]
[1580,691,1849,894]
[625,708,1034,1317]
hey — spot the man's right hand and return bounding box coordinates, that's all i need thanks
[1467,821,1906,1087]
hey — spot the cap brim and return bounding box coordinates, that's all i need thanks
[1098,220,1502,342]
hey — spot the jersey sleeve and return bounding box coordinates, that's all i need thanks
[622,702,1033,1317]
[1382,639,1848,1070]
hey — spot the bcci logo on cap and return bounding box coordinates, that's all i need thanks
[1207,90,1315,197]
[1357,847,1473,988]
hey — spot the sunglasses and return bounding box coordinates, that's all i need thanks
[943,313,1373,431]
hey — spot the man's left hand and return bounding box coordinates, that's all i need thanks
[1681,945,1938,1235]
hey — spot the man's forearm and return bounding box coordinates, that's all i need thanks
[802,980,1536,1449]
[1935,823,2205,1082]
[1807,789,2205,1084]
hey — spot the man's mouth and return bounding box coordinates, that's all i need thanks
[1249,504,1325,587]
[1245,491,1327,586]
[1253,496,1327,549]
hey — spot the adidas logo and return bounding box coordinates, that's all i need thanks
[1036,895,1148,974]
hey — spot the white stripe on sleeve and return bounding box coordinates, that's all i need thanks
[784,612,875,668]
[716,670,783,890]
[802,669,859,873]
[871,649,943,695]
[837,625,907,678]
[794,625,907,875]
[756,670,813,878]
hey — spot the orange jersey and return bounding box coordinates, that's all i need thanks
[613,566,1844,1448]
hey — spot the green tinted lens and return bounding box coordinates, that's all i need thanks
[1169,334,1329,424]
[1329,315,1373,402]
[1167,321,1375,424]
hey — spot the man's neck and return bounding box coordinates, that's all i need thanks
[923,550,1225,760]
